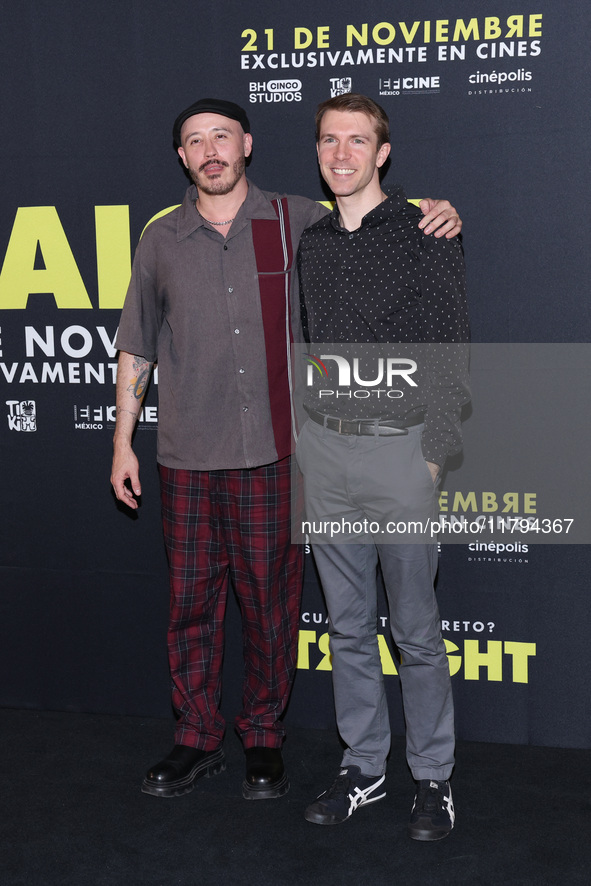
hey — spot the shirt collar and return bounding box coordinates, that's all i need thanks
[329,184,408,232]
[176,180,279,241]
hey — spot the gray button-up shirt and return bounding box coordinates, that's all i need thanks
[116,181,327,470]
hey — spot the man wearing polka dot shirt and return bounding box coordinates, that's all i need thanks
[296,93,469,840]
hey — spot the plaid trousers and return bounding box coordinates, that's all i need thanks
[159,456,302,751]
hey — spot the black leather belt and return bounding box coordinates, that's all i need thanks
[305,407,424,437]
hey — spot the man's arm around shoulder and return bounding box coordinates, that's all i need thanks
[419,198,462,239]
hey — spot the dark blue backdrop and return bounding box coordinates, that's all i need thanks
[0,0,589,749]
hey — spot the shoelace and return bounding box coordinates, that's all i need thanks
[415,784,442,813]
[323,771,352,800]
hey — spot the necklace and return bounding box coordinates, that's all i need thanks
[198,211,235,226]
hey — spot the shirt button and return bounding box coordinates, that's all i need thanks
[234,328,240,334]
[228,286,234,293]
[239,367,245,373]
[243,406,248,412]
[349,234,354,240]
[224,245,228,250]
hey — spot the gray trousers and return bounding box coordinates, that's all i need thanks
[296,419,455,780]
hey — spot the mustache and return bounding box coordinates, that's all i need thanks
[199,159,229,172]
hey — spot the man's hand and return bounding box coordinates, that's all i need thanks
[418,199,462,239]
[111,442,142,510]
[111,351,153,511]
[426,461,440,484]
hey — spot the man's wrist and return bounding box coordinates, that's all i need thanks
[113,433,133,449]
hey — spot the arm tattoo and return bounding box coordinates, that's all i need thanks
[127,356,151,400]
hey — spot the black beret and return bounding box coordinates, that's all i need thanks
[173,98,251,147]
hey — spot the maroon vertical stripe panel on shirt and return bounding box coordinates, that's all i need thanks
[251,199,294,460]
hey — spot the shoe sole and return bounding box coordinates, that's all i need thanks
[141,749,226,798]
[241,772,290,800]
[407,825,453,841]
[304,791,386,825]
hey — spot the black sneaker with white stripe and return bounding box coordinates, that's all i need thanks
[304,765,386,825]
[408,779,455,841]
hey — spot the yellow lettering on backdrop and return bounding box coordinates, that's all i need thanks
[372,22,396,45]
[346,24,368,47]
[0,207,91,309]
[529,14,543,37]
[452,18,479,41]
[484,17,502,40]
[294,28,313,49]
[296,630,317,669]
[464,640,503,681]
[453,491,477,512]
[399,22,421,44]
[506,16,524,38]
[140,205,180,238]
[95,206,132,309]
[435,19,449,41]
[317,27,330,48]
[377,635,398,675]
[443,639,462,676]
[482,492,498,512]
[524,493,537,513]
[504,642,536,683]
[316,632,333,670]
[502,493,519,512]
[296,633,535,681]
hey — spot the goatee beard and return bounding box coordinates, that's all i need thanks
[190,156,246,196]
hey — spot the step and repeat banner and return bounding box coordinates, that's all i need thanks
[1,1,589,749]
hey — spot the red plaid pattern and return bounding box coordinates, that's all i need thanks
[159,456,303,751]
